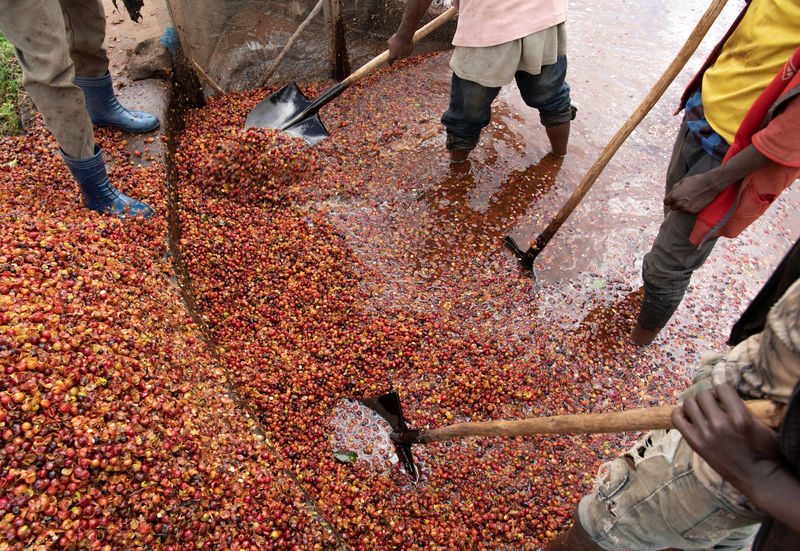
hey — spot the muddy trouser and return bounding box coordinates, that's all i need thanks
[577,428,763,550]
[0,0,109,159]
[637,118,723,332]
[441,55,576,152]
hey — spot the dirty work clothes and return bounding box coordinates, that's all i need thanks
[580,278,800,550]
[450,22,567,88]
[442,56,574,153]
[0,0,110,159]
[638,118,722,332]
[452,0,567,48]
[578,430,762,551]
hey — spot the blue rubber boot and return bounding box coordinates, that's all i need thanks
[74,72,160,133]
[62,146,154,218]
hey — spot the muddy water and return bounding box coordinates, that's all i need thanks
[318,0,798,369]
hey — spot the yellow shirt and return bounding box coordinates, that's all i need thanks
[701,0,800,144]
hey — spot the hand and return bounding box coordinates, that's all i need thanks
[388,32,415,64]
[663,172,724,213]
[672,384,782,499]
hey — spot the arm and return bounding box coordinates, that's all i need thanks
[672,384,800,527]
[388,0,435,63]
[664,144,772,213]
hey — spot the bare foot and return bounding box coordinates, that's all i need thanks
[449,149,470,164]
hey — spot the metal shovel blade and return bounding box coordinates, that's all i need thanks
[361,391,419,482]
[502,235,534,271]
[244,82,330,145]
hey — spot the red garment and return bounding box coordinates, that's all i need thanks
[689,48,800,246]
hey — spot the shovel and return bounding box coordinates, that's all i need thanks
[503,0,729,269]
[362,390,784,482]
[245,6,457,145]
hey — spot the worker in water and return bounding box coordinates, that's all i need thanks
[547,237,800,550]
[387,0,577,164]
[630,0,800,346]
[0,0,159,218]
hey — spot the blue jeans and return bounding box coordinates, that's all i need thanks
[638,118,723,331]
[441,55,575,152]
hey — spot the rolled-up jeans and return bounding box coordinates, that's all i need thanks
[638,118,723,331]
[578,429,763,550]
[441,55,575,152]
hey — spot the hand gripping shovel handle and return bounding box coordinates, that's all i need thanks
[505,0,729,268]
[280,6,457,131]
[392,399,784,443]
[340,6,457,88]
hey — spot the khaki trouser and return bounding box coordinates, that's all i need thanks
[578,429,762,550]
[0,0,109,158]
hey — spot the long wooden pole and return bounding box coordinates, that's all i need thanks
[511,0,729,266]
[405,399,783,443]
[259,0,325,87]
[189,58,225,96]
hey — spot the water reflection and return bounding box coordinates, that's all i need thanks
[407,153,564,280]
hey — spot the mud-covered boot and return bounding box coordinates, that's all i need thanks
[62,146,154,218]
[74,72,159,133]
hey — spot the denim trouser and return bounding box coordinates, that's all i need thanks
[578,429,763,550]
[638,118,723,331]
[441,55,575,152]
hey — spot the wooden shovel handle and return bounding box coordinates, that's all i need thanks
[417,399,784,442]
[523,0,729,260]
[342,6,458,87]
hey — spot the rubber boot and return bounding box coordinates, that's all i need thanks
[62,146,154,218]
[74,72,159,133]
[544,513,606,551]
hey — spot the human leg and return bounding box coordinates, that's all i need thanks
[515,56,576,156]
[57,0,159,132]
[62,146,154,218]
[441,73,500,163]
[57,0,108,77]
[0,0,95,158]
[543,511,605,551]
[573,430,762,550]
[632,121,722,344]
[0,0,153,216]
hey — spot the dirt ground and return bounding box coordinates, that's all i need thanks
[100,0,171,164]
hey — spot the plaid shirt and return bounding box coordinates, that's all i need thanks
[692,278,800,508]
[684,90,731,162]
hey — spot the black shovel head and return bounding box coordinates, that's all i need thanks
[244,82,330,145]
[502,235,534,271]
[361,391,419,482]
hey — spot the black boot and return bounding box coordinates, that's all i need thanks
[61,146,154,218]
